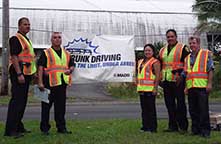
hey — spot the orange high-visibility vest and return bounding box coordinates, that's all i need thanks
[184,49,209,89]
[159,43,184,81]
[137,57,158,92]
[9,33,36,75]
[44,47,72,87]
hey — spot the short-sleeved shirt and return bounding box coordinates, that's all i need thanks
[189,51,214,72]
[37,47,74,88]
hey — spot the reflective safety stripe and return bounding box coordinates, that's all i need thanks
[185,49,209,89]
[160,43,184,81]
[137,79,154,85]
[162,62,184,69]
[12,33,36,75]
[44,66,68,73]
[137,57,158,92]
[45,47,71,87]
[186,72,208,79]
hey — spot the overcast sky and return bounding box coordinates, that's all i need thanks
[0,0,195,13]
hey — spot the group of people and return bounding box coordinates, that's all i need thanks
[4,17,214,139]
[4,17,74,138]
[137,29,214,138]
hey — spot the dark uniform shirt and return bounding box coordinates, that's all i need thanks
[37,47,74,88]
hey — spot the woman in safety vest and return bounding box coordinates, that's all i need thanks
[137,44,161,133]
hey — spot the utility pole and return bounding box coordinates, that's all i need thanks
[1,0,9,96]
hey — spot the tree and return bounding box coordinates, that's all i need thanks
[192,0,221,33]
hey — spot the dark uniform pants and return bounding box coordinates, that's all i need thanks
[140,92,157,132]
[5,73,31,135]
[40,84,67,132]
[188,88,210,135]
[163,81,188,131]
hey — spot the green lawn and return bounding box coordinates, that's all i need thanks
[0,119,221,144]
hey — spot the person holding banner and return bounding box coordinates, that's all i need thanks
[38,32,74,135]
[159,29,190,133]
[184,36,214,138]
[5,17,37,138]
[137,44,161,133]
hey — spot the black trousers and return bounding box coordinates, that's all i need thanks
[188,88,210,135]
[140,92,157,132]
[40,84,67,132]
[163,81,188,131]
[5,72,31,135]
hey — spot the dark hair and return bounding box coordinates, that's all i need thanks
[143,43,156,58]
[18,17,29,26]
[166,29,177,37]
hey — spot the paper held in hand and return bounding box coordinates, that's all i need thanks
[33,85,50,103]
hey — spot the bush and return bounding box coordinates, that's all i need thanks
[106,83,164,101]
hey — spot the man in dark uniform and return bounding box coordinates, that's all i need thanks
[5,17,36,138]
[159,29,190,133]
[38,32,74,135]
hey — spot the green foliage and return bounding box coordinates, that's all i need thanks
[0,120,221,144]
[153,41,165,57]
[106,83,164,101]
[106,83,139,101]
[213,61,221,91]
[192,0,221,32]
[135,41,165,61]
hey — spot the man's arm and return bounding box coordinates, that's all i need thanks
[38,65,45,91]
[37,51,47,91]
[206,52,214,93]
[207,70,213,93]
[9,36,25,83]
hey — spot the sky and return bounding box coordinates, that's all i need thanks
[0,0,195,13]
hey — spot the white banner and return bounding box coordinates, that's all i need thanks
[63,32,135,83]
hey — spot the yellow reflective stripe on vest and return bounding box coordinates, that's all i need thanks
[45,48,71,87]
[186,49,209,89]
[16,33,36,75]
[137,57,157,92]
[160,43,184,81]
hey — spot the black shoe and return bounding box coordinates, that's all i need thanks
[19,129,31,133]
[190,131,200,136]
[163,129,178,132]
[200,133,210,138]
[179,130,188,135]
[42,131,49,136]
[57,129,72,134]
[4,132,24,139]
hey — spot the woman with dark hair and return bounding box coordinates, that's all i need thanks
[137,44,161,132]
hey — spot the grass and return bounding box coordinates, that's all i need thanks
[0,95,77,105]
[0,119,221,144]
[106,83,221,102]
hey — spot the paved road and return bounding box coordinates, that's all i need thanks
[67,83,115,102]
[1,102,221,121]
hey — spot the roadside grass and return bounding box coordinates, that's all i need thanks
[106,83,221,103]
[0,95,76,105]
[0,119,221,144]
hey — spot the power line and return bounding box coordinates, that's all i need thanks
[0,7,196,15]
